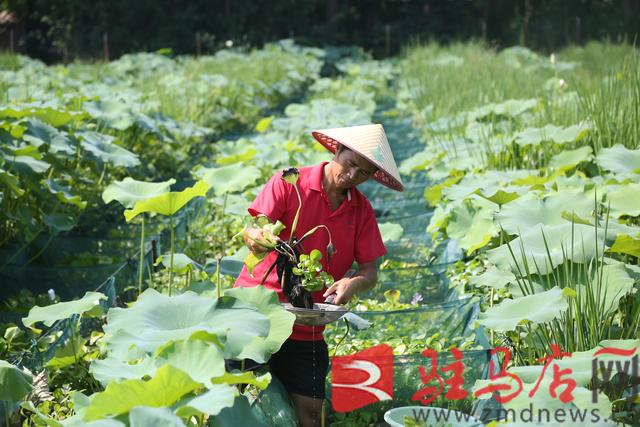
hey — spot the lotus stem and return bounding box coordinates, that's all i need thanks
[216,256,222,299]
[288,185,302,245]
[169,214,174,296]
[138,215,145,296]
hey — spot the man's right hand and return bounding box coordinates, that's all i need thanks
[243,227,273,254]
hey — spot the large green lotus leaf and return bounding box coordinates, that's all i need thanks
[83,99,135,130]
[156,253,199,274]
[22,291,107,327]
[378,222,404,243]
[90,356,156,386]
[608,233,640,258]
[45,337,86,370]
[579,262,635,315]
[224,286,295,362]
[426,204,452,234]
[514,123,589,146]
[398,148,439,175]
[488,223,607,275]
[0,168,24,196]
[216,147,258,166]
[469,266,516,290]
[124,180,209,222]
[211,371,271,389]
[443,170,533,202]
[446,198,498,254]
[43,214,76,233]
[129,406,185,427]
[0,105,86,127]
[0,359,32,402]
[154,340,225,387]
[175,384,238,418]
[102,289,270,362]
[22,118,75,155]
[468,98,538,120]
[605,183,640,217]
[102,177,176,208]
[8,155,50,173]
[494,190,596,235]
[212,193,251,216]
[596,144,640,177]
[477,286,568,331]
[548,145,593,171]
[77,131,140,167]
[84,365,201,421]
[46,179,86,209]
[193,163,261,196]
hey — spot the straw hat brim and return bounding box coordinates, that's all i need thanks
[312,130,404,192]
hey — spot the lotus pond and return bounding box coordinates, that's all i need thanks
[0,41,638,426]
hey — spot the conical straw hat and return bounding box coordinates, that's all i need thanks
[312,123,404,192]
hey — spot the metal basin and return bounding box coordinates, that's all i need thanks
[282,303,348,326]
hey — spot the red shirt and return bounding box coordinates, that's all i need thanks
[234,162,386,340]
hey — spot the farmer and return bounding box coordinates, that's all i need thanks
[234,123,404,427]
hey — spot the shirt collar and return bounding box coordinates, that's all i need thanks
[308,161,357,206]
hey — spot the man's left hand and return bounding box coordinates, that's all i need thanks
[323,278,358,305]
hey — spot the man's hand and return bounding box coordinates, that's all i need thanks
[243,227,275,254]
[323,261,378,305]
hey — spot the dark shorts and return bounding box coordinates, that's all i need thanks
[269,339,329,399]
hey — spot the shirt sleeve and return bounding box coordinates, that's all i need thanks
[354,198,387,264]
[248,171,289,221]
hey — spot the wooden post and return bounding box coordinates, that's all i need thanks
[9,28,14,52]
[575,16,581,45]
[385,24,391,58]
[103,32,109,62]
[195,32,201,57]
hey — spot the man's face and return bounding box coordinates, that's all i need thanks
[332,146,377,189]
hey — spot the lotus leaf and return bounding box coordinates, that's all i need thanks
[477,286,568,331]
[398,148,439,175]
[0,359,32,402]
[605,183,640,217]
[609,233,640,258]
[488,223,607,275]
[194,163,261,196]
[46,179,87,209]
[43,213,76,232]
[77,131,140,167]
[174,384,239,418]
[256,116,274,133]
[101,288,279,363]
[579,262,636,315]
[468,98,538,120]
[596,144,640,177]
[83,99,135,130]
[224,286,295,361]
[90,356,156,386]
[8,155,50,173]
[156,253,199,274]
[446,198,498,254]
[514,123,589,146]
[548,145,593,171]
[22,291,107,327]
[494,190,596,235]
[0,168,24,196]
[469,266,516,290]
[378,222,404,243]
[84,365,201,421]
[211,371,271,389]
[154,340,225,387]
[102,177,176,208]
[129,406,185,427]
[443,170,533,203]
[0,104,84,127]
[22,118,75,155]
[124,180,209,222]
[45,337,87,369]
